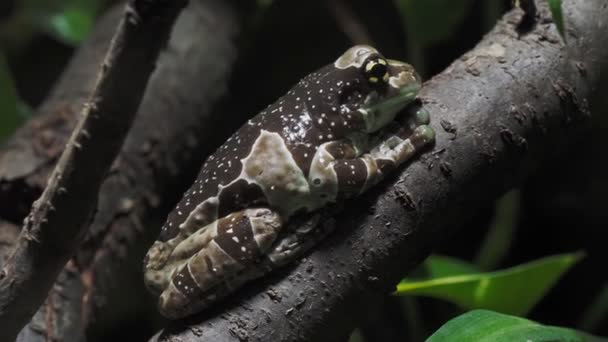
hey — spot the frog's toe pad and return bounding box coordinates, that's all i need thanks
[411,125,435,148]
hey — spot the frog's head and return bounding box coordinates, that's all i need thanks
[334,45,422,133]
[298,45,421,138]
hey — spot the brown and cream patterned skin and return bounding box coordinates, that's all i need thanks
[143,45,435,319]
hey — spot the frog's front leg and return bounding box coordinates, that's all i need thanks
[314,107,434,199]
[364,107,435,182]
[155,207,283,319]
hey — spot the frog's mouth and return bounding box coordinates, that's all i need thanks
[359,81,421,133]
[358,59,421,132]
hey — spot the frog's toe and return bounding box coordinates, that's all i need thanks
[411,125,435,149]
[144,269,170,296]
[414,107,430,125]
[158,283,203,320]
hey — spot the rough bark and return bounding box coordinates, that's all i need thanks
[0,0,246,341]
[0,0,189,339]
[151,1,606,341]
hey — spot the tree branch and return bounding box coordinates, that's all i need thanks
[0,0,188,340]
[151,1,606,341]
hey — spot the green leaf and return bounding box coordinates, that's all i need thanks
[475,190,521,270]
[25,0,100,46]
[0,53,30,142]
[395,252,584,316]
[427,310,606,342]
[395,0,475,47]
[418,255,481,279]
[45,6,94,45]
[547,0,566,40]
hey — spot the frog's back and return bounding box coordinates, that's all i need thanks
[157,67,339,242]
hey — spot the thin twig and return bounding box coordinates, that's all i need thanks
[0,0,188,340]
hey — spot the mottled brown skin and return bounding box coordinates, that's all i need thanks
[143,45,435,319]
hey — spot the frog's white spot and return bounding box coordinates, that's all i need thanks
[239,130,310,216]
[330,122,335,127]
[232,236,240,243]
[296,97,300,101]
[308,97,312,101]
[227,228,233,234]
[328,134,333,139]
[318,119,323,124]
[319,89,323,93]
[241,246,247,252]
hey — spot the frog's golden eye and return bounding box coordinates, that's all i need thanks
[364,58,389,84]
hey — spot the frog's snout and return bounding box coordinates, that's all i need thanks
[386,60,420,91]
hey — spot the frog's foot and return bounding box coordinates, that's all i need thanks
[265,212,333,265]
[369,104,434,164]
[156,207,283,319]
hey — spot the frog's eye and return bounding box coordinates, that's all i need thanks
[364,58,389,84]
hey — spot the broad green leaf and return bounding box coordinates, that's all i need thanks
[547,0,566,40]
[427,310,606,342]
[395,0,474,47]
[0,53,30,142]
[419,255,480,279]
[395,252,583,316]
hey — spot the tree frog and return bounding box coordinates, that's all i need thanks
[143,45,435,319]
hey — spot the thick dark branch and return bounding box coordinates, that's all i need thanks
[152,1,606,341]
[0,0,187,340]
[1,1,247,340]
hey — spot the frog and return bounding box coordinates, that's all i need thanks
[143,45,435,319]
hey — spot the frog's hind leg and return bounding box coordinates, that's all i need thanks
[157,207,283,319]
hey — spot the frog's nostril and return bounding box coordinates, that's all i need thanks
[313,178,322,186]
